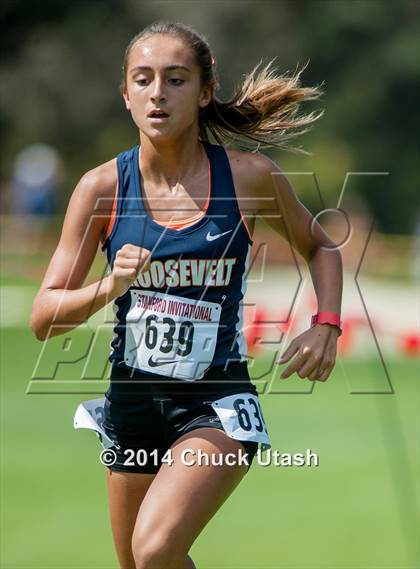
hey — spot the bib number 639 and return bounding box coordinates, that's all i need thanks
[144,314,194,356]
[210,393,270,447]
[232,397,267,434]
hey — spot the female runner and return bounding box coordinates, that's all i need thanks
[31,21,342,569]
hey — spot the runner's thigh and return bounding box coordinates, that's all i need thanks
[132,428,249,560]
[105,468,156,569]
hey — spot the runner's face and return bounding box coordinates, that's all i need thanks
[123,35,211,140]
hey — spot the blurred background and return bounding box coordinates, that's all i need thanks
[1,1,419,568]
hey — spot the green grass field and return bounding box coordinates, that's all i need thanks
[1,326,419,569]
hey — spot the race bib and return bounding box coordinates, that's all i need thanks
[210,393,271,450]
[124,290,221,381]
[73,398,118,450]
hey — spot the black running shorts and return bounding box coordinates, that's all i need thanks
[102,362,260,474]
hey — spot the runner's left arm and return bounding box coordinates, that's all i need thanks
[248,153,343,381]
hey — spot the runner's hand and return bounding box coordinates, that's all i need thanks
[277,324,340,382]
[108,244,151,298]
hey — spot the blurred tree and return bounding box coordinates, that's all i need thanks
[0,0,418,234]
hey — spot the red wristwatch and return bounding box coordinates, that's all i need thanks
[311,311,342,336]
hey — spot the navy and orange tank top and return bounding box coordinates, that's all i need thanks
[102,140,253,382]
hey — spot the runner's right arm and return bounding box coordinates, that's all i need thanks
[30,161,150,341]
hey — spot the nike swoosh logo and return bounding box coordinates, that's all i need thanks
[148,356,179,367]
[206,230,233,241]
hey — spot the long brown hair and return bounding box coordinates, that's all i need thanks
[121,21,324,153]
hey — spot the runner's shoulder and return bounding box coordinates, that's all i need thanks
[73,157,118,213]
[225,146,282,210]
